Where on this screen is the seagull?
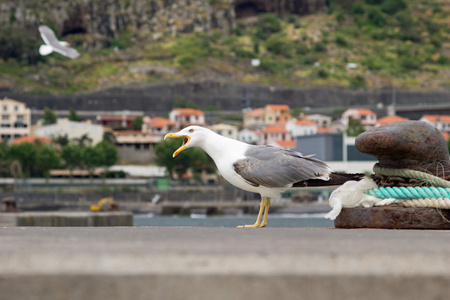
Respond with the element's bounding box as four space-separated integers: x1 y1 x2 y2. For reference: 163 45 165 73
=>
164 126 363 228
38 25 81 59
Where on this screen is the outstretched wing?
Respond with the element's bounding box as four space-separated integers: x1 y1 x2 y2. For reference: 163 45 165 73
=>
233 145 332 188
39 25 59 47
38 25 80 59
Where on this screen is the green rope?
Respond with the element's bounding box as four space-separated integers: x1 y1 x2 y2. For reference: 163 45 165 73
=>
373 163 450 188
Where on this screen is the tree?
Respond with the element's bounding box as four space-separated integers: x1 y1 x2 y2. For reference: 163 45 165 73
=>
154 139 182 178
256 14 282 40
61 145 83 177
154 139 214 180
0 26 43 64
173 97 186 108
35 145 60 179
0 140 9 176
74 133 92 147
82 146 103 179
52 134 70 148
103 131 116 144
94 140 118 169
6 142 37 177
346 118 366 137
41 107 57 125
132 116 144 130
68 108 83 122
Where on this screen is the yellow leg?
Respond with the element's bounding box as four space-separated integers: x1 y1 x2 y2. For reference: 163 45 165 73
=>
237 197 267 228
259 198 271 227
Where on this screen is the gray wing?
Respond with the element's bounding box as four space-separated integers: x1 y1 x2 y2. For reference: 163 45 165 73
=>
233 146 332 188
38 25 80 59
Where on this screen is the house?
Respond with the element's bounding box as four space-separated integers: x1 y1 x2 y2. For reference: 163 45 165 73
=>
376 115 408 126
114 130 163 163
238 128 260 144
258 124 292 146
208 123 239 140
0 98 31 140
304 114 332 128
341 108 377 129
33 119 104 145
169 108 205 129
286 119 317 137
142 116 175 135
420 115 450 133
243 104 291 129
96 115 137 130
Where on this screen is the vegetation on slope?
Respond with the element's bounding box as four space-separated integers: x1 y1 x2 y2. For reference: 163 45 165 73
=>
1 0 450 93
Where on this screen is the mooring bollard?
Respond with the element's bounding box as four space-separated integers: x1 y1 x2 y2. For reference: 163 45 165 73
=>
331 121 450 229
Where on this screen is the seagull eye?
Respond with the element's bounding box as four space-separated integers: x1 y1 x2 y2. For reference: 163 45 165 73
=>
189 129 194 133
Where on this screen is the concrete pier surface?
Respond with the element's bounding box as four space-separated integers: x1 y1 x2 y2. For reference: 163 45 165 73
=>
1 227 449 300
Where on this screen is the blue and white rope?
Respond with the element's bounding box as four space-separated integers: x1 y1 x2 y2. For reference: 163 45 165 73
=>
367 165 450 209
366 186 450 199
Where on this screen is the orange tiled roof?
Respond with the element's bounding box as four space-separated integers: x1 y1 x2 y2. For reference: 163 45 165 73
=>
377 115 408 125
266 104 290 111
355 108 376 115
173 108 204 116
262 125 288 133
442 132 449 142
244 107 265 116
274 140 296 148
295 120 315 126
422 115 450 123
150 117 175 128
10 136 52 145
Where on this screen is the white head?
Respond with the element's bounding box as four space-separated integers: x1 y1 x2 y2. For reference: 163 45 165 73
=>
164 126 214 157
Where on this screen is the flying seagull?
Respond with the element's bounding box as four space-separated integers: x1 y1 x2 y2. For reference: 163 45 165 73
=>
164 126 363 228
38 25 81 59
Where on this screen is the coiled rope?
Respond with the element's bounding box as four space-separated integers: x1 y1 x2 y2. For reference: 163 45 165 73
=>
367 164 450 209
373 163 450 188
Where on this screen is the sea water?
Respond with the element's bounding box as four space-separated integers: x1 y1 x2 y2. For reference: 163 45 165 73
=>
133 213 334 227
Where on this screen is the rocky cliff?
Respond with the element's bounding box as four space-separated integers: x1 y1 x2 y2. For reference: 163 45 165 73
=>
1 0 236 49
1 0 327 49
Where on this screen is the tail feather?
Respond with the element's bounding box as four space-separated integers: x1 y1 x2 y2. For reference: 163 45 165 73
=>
293 172 365 187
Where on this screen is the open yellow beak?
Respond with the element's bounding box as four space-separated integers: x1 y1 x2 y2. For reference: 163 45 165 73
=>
164 133 191 157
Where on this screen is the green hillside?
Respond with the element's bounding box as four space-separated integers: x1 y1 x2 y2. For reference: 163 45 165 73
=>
1 0 450 94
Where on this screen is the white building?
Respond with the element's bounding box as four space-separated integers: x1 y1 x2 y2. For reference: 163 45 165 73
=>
286 119 318 137
142 116 175 135
258 124 292 146
0 98 31 140
420 115 450 133
238 128 260 144
341 108 377 129
304 114 332 128
169 108 205 129
32 119 104 145
208 123 238 139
